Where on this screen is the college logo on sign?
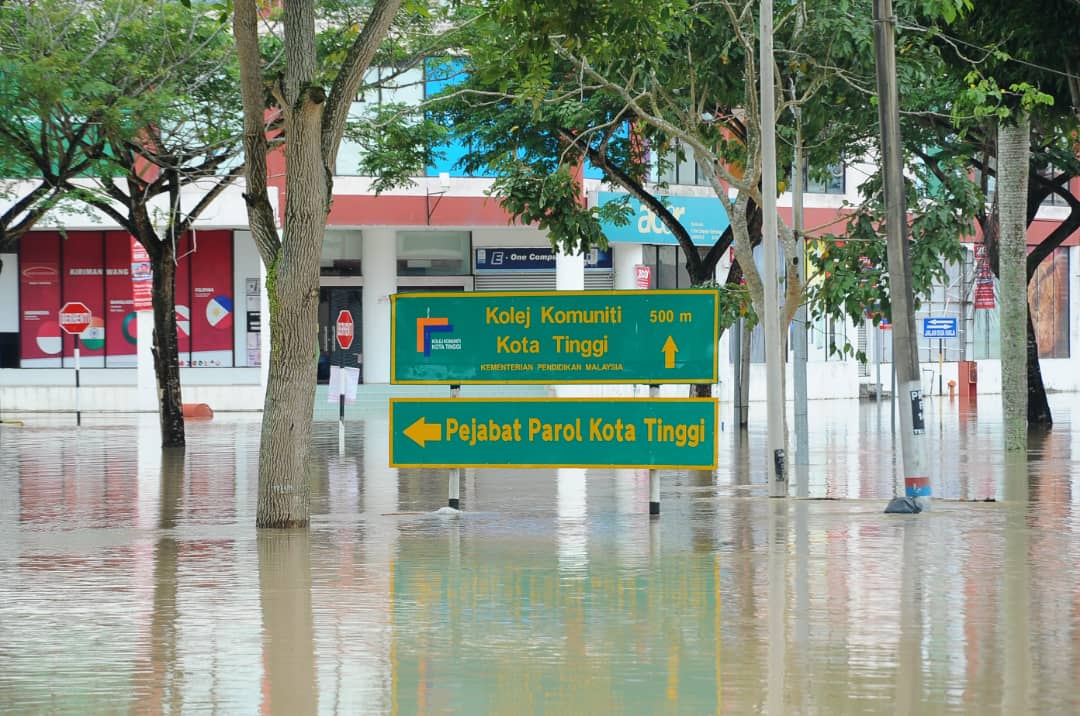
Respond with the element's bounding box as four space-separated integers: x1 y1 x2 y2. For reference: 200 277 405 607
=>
416 316 456 356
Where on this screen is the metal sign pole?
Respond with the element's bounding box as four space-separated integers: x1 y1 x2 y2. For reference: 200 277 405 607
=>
74 334 81 426
449 384 462 510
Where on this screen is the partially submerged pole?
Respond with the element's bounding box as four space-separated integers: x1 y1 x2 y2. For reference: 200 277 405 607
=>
874 0 931 511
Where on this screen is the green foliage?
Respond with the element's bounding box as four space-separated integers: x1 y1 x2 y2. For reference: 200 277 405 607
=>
489 163 624 256
695 278 758 334
807 156 973 352
346 102 448 191
0 0 242 189
954 73 1054 125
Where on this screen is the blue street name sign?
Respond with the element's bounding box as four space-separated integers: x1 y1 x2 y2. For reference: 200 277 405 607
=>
922 317 958 338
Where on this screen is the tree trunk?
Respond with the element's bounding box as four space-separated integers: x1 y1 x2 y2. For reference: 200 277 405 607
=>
150 244 186 447
233 0 404 528
997 115 1030 452
256 88 327 528
1025 309 1052 424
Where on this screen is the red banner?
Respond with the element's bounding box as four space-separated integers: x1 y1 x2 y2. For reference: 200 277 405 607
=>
974 245 995 310
61 232 106 364
106 232 137 366
17 229 233 368
130 237 153 312
188 231 234 366
18 233 62 365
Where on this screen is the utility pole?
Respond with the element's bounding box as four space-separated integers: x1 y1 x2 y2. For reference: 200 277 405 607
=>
792 95 809 479
874 0 931 511
760 0 787 496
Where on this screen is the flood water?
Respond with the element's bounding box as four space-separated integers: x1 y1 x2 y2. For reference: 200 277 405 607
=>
1 395 1079 714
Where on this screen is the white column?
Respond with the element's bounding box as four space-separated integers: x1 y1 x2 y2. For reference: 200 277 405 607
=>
260 259 270 399
136 309 157 412
612 243 644 289
362 228 397 384
555 249 585 291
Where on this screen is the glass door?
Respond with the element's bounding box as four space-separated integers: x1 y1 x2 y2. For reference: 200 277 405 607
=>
318 286 363 384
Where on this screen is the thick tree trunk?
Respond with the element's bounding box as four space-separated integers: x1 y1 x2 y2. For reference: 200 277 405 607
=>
256 89 326 528
997 116 1030 452
149 238 186 448
234 0 404 528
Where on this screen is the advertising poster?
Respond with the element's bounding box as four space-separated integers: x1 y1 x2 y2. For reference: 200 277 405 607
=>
61 232 105 367
18 233 62 367
188 231 234 367
105 232 137 367
130 237 153 312
17 229 234 369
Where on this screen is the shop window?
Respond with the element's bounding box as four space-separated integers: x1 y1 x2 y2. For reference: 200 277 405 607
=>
16 230 235 368
641 245 708 288
396 231 470 276
321 230 363 276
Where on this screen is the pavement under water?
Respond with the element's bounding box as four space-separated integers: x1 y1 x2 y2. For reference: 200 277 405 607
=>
0 395 1078 714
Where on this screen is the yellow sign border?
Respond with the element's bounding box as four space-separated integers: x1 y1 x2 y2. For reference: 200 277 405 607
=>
389 397 719 470
390 289 720 385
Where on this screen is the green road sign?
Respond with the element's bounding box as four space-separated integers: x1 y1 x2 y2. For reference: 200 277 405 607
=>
389 397 718 469
391 290 718 384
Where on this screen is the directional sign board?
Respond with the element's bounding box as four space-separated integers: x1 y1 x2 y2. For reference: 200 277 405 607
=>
391 290 719 384
390 397 718 469
922 316 957 338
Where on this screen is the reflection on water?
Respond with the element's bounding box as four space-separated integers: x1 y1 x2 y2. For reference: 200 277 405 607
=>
1 398 1079 713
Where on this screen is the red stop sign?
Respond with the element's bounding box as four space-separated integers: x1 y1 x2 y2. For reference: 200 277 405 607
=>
58 301 93 335
335 310 354 350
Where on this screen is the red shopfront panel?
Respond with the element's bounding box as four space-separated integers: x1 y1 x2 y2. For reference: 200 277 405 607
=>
61 232 106 366
188 231 234 367
105 232 137 367
19 233 62 366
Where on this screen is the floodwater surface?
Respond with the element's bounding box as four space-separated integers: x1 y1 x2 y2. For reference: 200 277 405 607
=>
1 395 1079 714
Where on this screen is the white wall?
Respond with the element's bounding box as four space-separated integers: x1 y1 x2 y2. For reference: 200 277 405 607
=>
232 231 263 368
0 254 17 332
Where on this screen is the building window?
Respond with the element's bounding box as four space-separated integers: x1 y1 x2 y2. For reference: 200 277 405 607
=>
640 245 708 288
337 66 425 177
655 140 710 187
804 163 845 194
1037 164 1068 208
320 230 363 276
396 231 471 276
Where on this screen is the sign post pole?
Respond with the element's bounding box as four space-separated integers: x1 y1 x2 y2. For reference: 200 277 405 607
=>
448 384 462 510
648 385 661 514
58 301 93 426
938 338 944 396
334 309 354 455
74 334 81 426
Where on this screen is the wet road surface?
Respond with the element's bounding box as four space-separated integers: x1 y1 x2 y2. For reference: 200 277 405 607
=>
1 395 1078 714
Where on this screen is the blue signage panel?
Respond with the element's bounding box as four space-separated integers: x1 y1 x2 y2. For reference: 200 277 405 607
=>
922 317 958 338
475 247 611 272
597 191 731 246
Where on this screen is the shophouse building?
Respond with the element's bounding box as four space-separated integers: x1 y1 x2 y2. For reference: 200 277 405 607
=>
1 64 1078 413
